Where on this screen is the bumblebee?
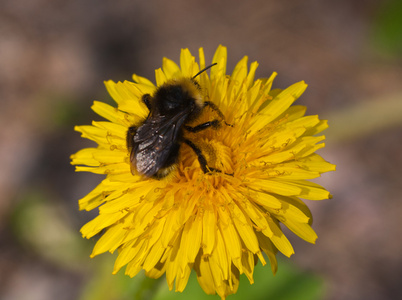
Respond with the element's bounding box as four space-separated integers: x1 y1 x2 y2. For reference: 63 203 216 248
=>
126 63 231 179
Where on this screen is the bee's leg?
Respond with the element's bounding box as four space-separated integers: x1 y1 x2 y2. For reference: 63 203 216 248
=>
184 102 232 133
204 101 233 127
183 139 233 176
126 126 137 150
126 126 137 176
184 120 220 133
141 94 152 110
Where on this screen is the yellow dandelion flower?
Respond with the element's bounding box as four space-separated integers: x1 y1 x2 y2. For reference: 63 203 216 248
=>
71 45 335 299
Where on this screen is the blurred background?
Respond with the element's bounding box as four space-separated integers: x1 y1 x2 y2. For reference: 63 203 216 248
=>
1 0 401 299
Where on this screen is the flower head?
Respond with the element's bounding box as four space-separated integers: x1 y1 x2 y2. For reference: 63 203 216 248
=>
71 45 335 299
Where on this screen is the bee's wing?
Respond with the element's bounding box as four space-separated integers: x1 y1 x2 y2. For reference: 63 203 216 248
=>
132 109 190 177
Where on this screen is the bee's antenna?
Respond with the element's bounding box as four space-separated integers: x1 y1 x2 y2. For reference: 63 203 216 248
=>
192 63 217 79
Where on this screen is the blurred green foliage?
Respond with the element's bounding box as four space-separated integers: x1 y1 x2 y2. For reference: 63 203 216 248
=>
10 189 90 270
372 0 402 56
